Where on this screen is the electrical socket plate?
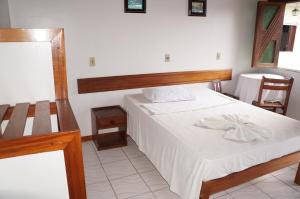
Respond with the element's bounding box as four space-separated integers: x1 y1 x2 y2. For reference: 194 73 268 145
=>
165 54 170 62
89 57 96 67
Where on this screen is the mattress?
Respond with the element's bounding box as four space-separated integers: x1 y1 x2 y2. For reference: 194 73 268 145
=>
123 88 300 199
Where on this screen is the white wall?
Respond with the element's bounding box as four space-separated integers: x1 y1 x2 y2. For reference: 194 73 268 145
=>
278 3 300 71
0 151 69 199
0 42 55 105
8 0 258 136
0 0 10 27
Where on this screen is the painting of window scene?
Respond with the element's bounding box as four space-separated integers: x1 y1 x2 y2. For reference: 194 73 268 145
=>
128 0 143 9
125 0 146 13
189 0 206 16
192 2 204 13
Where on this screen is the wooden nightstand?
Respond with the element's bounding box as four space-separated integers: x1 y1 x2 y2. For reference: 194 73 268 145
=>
91 105 127 150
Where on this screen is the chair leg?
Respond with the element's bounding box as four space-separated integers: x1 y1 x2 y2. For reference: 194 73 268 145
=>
295 163 300 185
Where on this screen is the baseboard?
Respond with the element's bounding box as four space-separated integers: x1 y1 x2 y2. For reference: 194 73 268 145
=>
81 135 94 142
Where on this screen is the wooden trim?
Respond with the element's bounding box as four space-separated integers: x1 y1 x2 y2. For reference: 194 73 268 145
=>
77 69 232 94
0 28 69 100
200 150 300 199
51 29 69 100
81 135 94 142
0 131 87 199
252 2 286 68
56 100 79 132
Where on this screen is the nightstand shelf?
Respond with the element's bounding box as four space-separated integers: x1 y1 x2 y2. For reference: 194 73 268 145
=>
91 106 127 150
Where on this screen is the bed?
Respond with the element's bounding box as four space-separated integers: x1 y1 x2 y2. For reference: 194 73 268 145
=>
0 29 86 199
123 87 300 199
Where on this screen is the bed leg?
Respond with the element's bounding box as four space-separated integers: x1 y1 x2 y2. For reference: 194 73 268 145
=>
295 163 300 185
199 193 209 199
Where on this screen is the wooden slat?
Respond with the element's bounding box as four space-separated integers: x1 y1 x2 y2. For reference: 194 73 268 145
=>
77 69 232 94
264 78 292 84
32 101 52 135
0 105 10 137
4 102 57 120
3 103 29 139
56 100 79 132
263 85 289 91
0 105 9 124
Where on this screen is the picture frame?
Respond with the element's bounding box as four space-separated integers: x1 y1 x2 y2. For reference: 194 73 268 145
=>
125 0 146 13
189 0 207 17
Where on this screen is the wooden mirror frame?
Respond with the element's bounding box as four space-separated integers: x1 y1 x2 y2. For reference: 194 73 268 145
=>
0 29 68 100
0 29 86 199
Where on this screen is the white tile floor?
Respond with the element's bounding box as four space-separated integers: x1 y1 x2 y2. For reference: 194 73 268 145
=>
82 137 300 199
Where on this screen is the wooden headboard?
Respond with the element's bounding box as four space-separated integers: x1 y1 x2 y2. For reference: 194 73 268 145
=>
77 69 232 94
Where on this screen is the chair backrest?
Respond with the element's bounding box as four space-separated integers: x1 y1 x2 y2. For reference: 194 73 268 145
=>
212 80 222 93
258 76 294 114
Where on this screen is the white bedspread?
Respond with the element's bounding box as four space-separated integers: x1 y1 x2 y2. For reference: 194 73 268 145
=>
123 89 300 199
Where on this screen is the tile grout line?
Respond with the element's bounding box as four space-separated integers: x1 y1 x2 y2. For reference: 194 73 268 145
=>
90 141 120 199
125 137 174 198
125 138 176 198
252 183 274 199
222 192 234 199
124 138 182 199
272 173 300 194
121 147 159 199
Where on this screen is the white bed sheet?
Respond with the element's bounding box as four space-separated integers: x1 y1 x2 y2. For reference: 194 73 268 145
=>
123 89 300 199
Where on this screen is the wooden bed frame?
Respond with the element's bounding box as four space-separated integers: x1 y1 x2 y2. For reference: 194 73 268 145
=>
76 67 300 199
0 29 87 199
200 151 300 198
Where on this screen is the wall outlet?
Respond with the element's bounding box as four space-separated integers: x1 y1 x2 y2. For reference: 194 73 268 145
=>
89 57 96 67
216 52 222 60
165 54 170 63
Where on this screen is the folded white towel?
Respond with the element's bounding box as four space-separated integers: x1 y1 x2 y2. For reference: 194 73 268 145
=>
195 114 272 142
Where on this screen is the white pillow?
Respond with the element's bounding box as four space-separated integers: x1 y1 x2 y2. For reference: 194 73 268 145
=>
142 86 196 103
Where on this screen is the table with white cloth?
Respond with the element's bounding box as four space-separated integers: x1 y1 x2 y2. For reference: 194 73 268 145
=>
234 73 285 104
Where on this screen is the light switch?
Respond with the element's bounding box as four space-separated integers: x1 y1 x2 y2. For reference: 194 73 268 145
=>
89 57 96 67
216 52 221 60
165 54 170 63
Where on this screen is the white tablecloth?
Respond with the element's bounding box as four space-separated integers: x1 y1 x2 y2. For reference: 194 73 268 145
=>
234 73 285 104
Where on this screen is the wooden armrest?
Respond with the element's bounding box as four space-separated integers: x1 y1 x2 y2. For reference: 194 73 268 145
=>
56 100 80 132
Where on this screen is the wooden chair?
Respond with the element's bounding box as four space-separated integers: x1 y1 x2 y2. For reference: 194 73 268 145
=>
212 80 222 93
252 76 294 115
211 80 239 100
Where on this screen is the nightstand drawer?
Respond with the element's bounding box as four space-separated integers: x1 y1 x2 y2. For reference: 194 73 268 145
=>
97 116 126 127
92 105 128 150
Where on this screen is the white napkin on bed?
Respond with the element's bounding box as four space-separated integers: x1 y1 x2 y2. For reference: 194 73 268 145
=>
195 114 272 142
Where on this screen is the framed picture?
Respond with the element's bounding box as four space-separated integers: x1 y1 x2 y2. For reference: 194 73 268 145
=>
189 0 207 17
125 0 146 13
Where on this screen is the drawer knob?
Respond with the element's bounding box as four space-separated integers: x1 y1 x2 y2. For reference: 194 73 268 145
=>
110 120 115 125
